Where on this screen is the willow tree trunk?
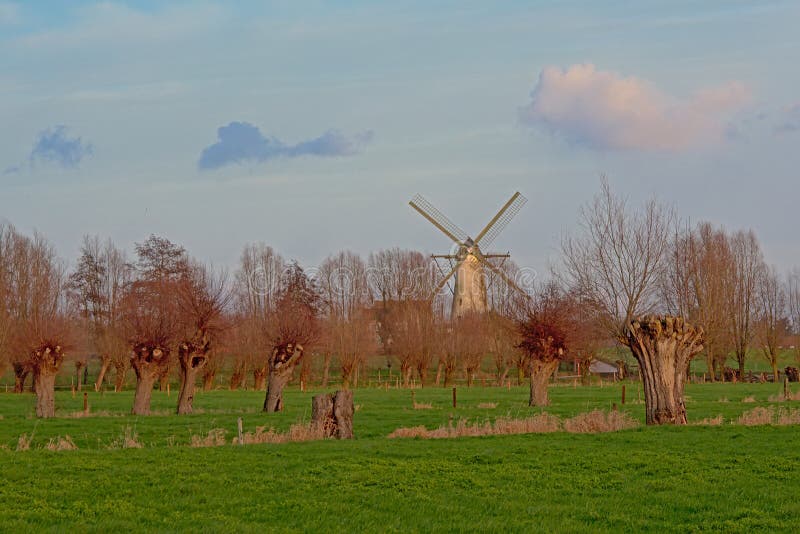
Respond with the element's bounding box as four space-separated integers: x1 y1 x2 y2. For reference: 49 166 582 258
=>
133 373 157 415
311 390 354 439
202 369 216 391
177 345 209 415
30 345 65 418
253 368 267 391
529 359 559 407
114 360 127 391
626 316 704 425
95 356 111 391
264 344 303 413
131 346 170 415
13 362 29 393
34 371 57 417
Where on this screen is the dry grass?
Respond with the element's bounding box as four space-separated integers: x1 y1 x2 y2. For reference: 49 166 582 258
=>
718 397 729 403
741 396 757 403
387 411 634 440
65 410 116 418
107 426 143 449
692 415 724 426
477 402 498 409
738 407 774 426
45 435 77 451
16 433 31 451
563 410 639 434
191 428 227 448
412 402 434 410
768 391 800 402
234 423 327 446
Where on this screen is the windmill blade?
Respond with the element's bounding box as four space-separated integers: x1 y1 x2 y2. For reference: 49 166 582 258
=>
431 261 460 299
473 192 527 249
473 251 530 299
409 194 469 245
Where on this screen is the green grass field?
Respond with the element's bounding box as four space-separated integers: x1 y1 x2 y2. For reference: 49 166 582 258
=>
2 382 800 532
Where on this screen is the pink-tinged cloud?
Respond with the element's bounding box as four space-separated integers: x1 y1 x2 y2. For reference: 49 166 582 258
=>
520 64 749 150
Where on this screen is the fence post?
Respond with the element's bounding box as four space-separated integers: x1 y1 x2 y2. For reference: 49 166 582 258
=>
621 384 626 405
452 387 457 409
83 392 89 414
237 417 244 446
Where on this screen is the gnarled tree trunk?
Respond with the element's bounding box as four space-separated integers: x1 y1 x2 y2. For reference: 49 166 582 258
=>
529 359 559 407
626 315 704 425
30 344 65 418
95 355 111 391
114 358 127 391
13 361 29 393
264 343 303 412
131 344 170 415
311 390 354 439
177 342 209 415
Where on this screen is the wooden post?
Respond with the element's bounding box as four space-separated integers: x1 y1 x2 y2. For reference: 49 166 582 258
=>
237 417 244 446
621 384 626 405
785 377 790 399
167 382 170 397
83 392 89 414
452 387 457 409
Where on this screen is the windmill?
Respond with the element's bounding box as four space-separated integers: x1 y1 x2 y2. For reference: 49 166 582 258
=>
409 192 529 318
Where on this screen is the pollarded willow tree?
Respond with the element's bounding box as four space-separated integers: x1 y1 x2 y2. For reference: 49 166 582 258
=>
263 262 320 412
561 178 704 425
518 281 574 407
175 262 230 414
122 235 188 415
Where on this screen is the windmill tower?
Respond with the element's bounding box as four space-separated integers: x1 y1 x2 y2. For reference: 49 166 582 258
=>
409 192 528 318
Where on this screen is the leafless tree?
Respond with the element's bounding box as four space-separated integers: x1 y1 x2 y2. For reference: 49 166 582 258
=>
788 269 800 365
560 178 704 424
263 262 320 412
234 243 285 389
175 262 230 414
756 265 786 381
318 251 375 388
662 223 734 381
3 226 72 416
68 235 132 391
123 235 187 415
728 230 765 377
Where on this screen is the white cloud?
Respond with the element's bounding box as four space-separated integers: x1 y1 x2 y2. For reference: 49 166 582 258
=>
520 64 749 151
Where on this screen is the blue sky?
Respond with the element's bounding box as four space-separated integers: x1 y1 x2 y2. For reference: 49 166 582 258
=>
1 1 799 276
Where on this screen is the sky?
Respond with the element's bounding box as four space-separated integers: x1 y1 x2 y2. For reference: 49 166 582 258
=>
1 1 799 279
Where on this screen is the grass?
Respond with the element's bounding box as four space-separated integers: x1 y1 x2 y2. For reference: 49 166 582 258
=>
2 382 800 531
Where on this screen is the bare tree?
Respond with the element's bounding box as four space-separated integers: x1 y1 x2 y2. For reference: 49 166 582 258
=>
4 228 72 417
68 236 132 391
123 235 187 415
728 230 765 377
234 243 285 389
756 265 786 381
175 263 230 414
560 179 704 424
662 223 734 381
788 269 800 365
263 262 320 412
318 251 375 388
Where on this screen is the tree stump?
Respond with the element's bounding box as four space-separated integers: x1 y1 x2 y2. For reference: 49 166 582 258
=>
311 390 354 439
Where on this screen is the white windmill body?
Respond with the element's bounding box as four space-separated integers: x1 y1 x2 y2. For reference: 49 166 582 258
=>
409 192 528 318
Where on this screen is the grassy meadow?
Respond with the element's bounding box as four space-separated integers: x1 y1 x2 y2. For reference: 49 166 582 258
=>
2 380 800 532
